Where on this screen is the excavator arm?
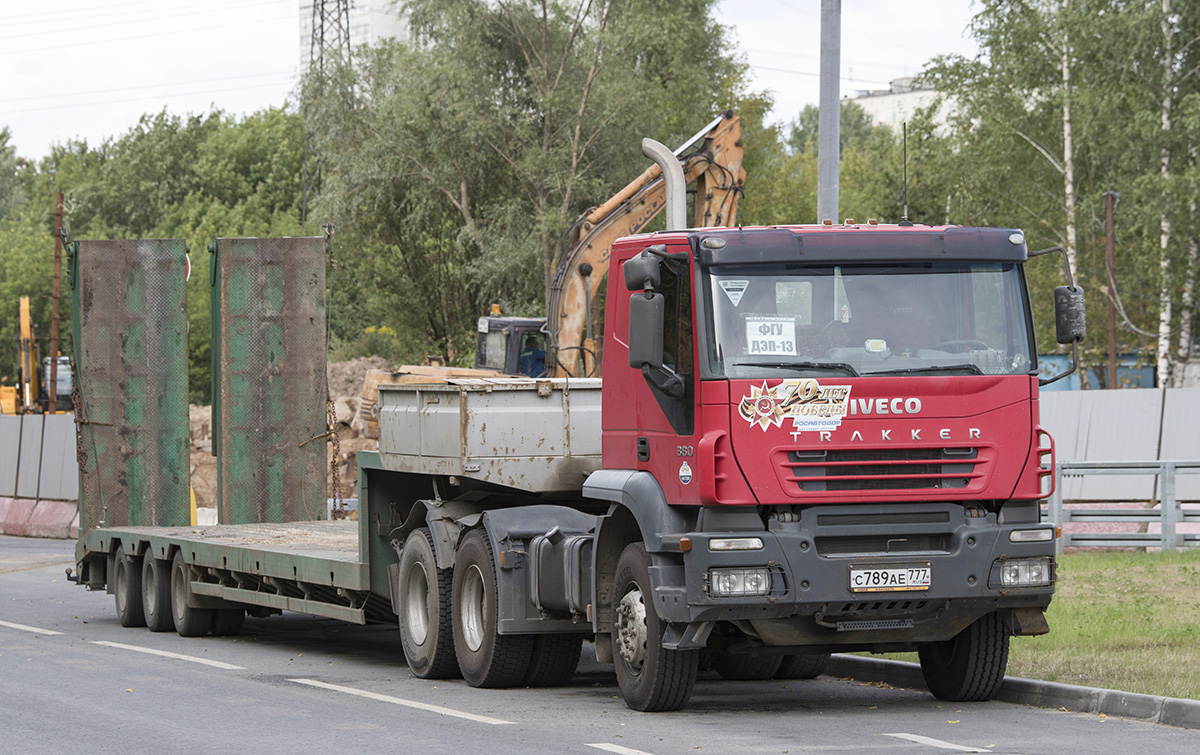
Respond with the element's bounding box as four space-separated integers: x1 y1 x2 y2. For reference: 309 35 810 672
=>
17 297 40 413
544 111 744 377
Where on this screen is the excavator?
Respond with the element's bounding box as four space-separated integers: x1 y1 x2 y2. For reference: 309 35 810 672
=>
354 112 744 437
0 296 73 415
473 110 745 378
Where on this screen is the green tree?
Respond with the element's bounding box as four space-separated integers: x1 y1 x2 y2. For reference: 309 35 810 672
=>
303 0 754 364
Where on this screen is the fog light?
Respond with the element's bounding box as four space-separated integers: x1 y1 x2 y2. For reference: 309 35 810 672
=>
998 557 1053 587
1009 528 1054 543
708 567 772 597
709 537 764 551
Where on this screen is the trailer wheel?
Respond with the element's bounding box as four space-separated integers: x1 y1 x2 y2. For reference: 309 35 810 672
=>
211 609 245 637
141 556 174 632
398 528 460 679
711 652 782 681
612 543 698 711
775 653 829 680
451 530 533 687
523 634 583 687
171 552 213 637
918 612 1010 701
113 546 146 628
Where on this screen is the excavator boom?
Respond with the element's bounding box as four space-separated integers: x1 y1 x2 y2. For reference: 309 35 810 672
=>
544 111 744 377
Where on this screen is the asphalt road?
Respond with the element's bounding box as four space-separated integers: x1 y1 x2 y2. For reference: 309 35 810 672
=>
2 535 1198 755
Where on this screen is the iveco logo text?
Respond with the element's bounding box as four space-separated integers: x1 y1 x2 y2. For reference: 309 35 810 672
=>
848 398 922 415
811 427 983 442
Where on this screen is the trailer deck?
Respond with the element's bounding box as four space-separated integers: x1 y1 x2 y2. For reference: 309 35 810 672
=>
76 516 396 625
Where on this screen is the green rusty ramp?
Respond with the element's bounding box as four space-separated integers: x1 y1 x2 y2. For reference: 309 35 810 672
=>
69 239 190 533
210 237 327 525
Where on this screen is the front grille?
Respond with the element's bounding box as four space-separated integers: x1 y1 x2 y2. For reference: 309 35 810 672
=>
787 447 979 492
815 533 951 556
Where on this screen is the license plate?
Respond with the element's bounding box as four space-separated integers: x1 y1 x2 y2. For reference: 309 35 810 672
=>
849 564 931 593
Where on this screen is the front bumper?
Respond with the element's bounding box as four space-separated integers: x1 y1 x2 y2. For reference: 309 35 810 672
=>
649 502 1055 649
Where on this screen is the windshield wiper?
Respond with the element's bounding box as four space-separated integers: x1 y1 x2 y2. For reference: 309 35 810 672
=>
733 361 860 377
869 364 985 376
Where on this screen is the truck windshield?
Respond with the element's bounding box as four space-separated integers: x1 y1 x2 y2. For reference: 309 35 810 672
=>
702 262 1035 379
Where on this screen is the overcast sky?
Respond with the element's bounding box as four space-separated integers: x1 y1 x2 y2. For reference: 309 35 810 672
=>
1 0 980 161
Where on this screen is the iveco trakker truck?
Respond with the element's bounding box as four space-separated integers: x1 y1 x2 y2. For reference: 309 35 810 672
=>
74 141 1083 713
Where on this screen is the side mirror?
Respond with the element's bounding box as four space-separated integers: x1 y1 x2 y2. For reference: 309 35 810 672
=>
624 248 663 291
1054 286 1086 344
628 292 664 369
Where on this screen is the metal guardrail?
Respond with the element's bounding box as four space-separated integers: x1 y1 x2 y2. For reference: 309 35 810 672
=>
1042 460 1200 552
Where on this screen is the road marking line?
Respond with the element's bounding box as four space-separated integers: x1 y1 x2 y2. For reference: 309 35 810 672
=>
586 745 660 755
883 733 990 752
91 641 245 670
0 620 63 636
289 678 515 725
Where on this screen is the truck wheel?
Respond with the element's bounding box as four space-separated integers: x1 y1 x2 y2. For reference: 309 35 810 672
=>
612 543 698 711
775 653 830 680
142 556 174 632
398 528 459 679
171 551 213 637
711 652 782 681
451 530 534 687
918 612 1010 701
523 634 583 687
113 546 146 628
211 609 245 637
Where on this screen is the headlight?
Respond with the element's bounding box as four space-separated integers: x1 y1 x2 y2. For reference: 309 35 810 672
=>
997 557 1053 587
1009 528 1055 543
708 567 772 597
708 537 764 551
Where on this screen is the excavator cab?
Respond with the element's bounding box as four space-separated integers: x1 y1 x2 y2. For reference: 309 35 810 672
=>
473 316 549 377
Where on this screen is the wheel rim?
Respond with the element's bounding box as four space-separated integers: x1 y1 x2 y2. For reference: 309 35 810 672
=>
115 558 127 609
171 562 185 621
144 565 156 614
615 585 649 672
460 564 486 653
404 562 430 646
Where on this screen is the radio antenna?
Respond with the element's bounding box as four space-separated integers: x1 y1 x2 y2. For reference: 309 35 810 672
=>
900 121 912 226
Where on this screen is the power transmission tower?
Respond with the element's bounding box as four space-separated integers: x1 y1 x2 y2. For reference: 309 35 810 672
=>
302 0 352 223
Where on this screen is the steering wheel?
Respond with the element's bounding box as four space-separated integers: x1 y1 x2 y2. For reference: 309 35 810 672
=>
931 339 989 353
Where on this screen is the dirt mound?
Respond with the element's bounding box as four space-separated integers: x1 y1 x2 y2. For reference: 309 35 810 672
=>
327 355 390 398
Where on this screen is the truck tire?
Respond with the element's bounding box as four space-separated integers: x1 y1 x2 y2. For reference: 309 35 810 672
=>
523 634 583 687
398 528 460 679
918 612 1010 701
141 556 174 632
775 653 830 680
452 530 534 688
113 546 146 628
211 609 245 637
612 543 698 711
171 551 213 638
711 652 782 681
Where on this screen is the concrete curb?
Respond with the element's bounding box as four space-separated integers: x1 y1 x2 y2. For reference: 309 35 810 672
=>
0 497 78 539
828 654 1200 730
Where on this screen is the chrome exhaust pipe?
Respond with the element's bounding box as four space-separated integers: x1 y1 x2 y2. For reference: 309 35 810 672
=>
641 137 686 231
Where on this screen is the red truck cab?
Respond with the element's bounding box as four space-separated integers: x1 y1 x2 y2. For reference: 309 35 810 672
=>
584 223 1076 710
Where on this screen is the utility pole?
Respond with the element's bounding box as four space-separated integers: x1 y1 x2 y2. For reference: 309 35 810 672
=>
817 0 841 223
1105 190 1117 389
49 192 63 414
302 0 352 223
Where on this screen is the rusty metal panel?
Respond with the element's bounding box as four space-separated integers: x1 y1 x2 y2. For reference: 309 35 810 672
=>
213 237 327 524
72 239 190 532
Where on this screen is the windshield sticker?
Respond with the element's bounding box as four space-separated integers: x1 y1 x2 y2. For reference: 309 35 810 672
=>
744 316 796 356
719 279 749 306
739 379 852 433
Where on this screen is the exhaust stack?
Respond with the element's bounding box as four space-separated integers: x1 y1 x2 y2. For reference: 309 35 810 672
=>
641 138 686 232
